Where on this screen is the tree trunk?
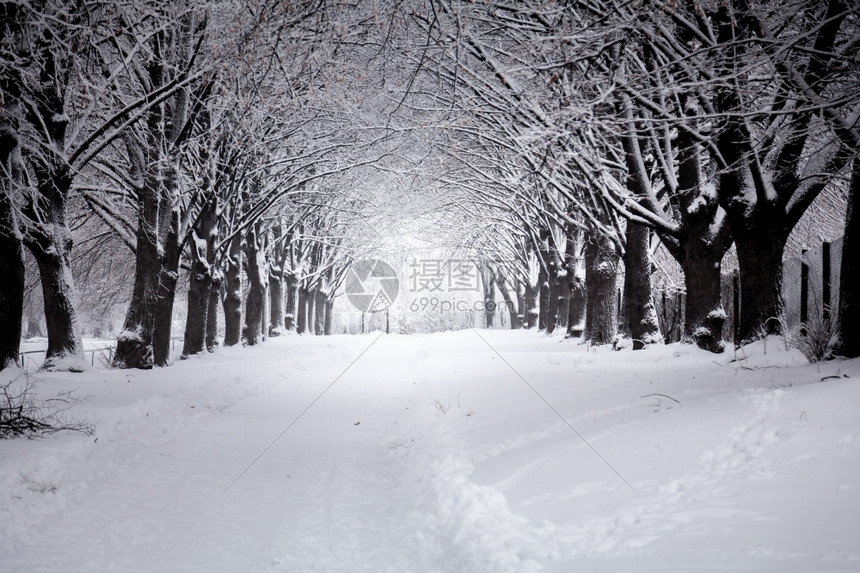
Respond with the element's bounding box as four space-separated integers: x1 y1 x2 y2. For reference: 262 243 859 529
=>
21 175 84 370
30 247 85 371
114 168 165 370
243 224 266 346
261 278 269 342
206 278 221 352
622 222 662 349
0 98 23 369
545 258 563 335
837 158 860 357
182 198 219 358
244 279 265 344
481 265 496 328
324 298 334 335
114 46 189 368
284 274 297 331
495 272 520 329
153 214 180 367
538 263 549 331
9 31 84 371
181 239 209 358
584 232 619 345
655 101 733 352
223 236 243 346
306 287 317 335
679 248 726 353
564 227 585 338
314 287 326 335
269 269 284 336
566 277 586 338
182 267 209 358
734 226 786 343
114 230 158 369
296 286 309 334
524 281 538 329
0 193 24 370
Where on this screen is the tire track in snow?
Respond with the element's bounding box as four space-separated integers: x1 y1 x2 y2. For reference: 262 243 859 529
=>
549 387 788 558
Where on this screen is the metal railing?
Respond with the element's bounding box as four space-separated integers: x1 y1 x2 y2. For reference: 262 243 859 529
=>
18 337 184 370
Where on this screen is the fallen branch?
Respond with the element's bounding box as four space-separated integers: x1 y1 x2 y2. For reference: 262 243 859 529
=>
1 374 93 439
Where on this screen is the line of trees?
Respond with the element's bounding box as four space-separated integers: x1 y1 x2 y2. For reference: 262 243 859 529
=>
3 0 859 371
404 0 859 355
1 0 405 371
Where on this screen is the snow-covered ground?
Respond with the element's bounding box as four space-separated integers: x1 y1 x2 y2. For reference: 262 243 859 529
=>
2 330 859 572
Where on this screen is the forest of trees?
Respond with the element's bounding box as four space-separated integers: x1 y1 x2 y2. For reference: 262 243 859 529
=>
2 0 859 372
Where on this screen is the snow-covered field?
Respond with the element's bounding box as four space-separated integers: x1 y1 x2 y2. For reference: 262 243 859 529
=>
2 330 859 572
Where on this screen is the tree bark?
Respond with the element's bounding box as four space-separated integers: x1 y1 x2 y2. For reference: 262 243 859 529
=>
538 263 549 331
837 158 860 357
156 239 182 367
269 270 284 336
495 270 520 329
30 244 85 371
584 231 619 345
524 281 538 329
306 286 316 335
654 96 733 352
206 277 221 352
20 175 85 370
284 274 297 331
566 276 586 338
324 298 334 335
481 264 496 328
678 247 726 353
296 286 309 334
0 226 24 369
314 286 326 335
182 198 219 357
515 282 526 329
182 256 210 358
223 236 243 347
545 257 563 335
565 227 585 338
243 223 266 345
622 222 662 349
0 147 24 370
8 18 84 371
733 225 786 343
114 86 186 369
113 199 160 369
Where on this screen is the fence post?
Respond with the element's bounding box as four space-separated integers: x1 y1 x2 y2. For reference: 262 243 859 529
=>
386 310 390 334
823 241 831 322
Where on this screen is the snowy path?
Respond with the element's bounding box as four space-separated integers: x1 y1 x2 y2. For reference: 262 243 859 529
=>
3 335 438 572
2 331 860 572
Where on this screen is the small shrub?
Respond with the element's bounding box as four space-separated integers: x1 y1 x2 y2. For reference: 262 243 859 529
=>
777 310 840 363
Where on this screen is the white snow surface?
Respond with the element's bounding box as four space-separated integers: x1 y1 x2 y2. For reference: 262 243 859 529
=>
2 330 859 572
